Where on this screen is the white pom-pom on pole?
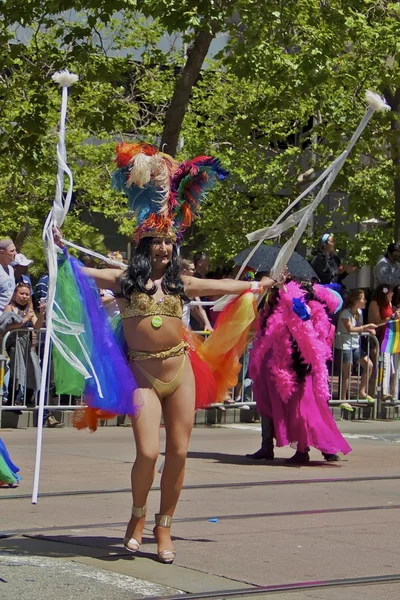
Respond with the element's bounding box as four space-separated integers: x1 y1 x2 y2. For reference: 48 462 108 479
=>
32 70 79 505
215 90 391 311
51 70 79 87
365 90 390 112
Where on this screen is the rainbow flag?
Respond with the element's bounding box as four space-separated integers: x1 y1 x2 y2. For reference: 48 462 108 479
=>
381 319 400 353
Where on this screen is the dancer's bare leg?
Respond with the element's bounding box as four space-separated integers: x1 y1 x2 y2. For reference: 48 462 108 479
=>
155 358 196 553
125 387 162 545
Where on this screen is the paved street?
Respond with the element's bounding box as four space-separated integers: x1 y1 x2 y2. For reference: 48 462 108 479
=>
1 420 400 599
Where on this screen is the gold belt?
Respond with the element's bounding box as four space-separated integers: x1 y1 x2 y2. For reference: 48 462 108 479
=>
128 341 188 361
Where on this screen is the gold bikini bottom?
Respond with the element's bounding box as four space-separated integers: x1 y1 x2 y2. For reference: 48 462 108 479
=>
128 341 188 397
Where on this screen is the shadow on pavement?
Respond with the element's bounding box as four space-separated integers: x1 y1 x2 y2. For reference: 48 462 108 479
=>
0 531 215 563
186 451 343 468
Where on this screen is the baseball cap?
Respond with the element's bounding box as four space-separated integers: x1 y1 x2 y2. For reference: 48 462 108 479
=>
12 253 34 267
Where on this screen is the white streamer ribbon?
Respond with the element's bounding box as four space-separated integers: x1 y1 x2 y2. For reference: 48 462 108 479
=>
214 91 390 311
32 71 81 504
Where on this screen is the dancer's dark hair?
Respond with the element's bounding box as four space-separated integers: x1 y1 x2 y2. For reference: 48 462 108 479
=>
121 237 184 298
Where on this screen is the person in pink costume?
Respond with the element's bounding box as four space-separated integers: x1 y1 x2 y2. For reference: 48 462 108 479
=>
249 280 352 463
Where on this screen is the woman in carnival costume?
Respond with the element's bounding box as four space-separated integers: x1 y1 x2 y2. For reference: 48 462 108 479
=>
56 142 276 563
249 279 352 464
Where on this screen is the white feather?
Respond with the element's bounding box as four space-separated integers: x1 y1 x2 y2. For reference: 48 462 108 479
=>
365 90 390 112
127 153 153 188
52 70 79 87
127 153 170 213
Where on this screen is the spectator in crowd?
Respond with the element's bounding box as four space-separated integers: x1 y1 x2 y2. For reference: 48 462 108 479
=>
0 283 44 408
373 242 400 287
193 251 210 279
100 252 124 320
34 280 65 426
12 253 34 311
190 252 213 331
34 273 49 309
392 285 400 312
207 260 236 329
0 239 16 313
335 289 377 401
310 233 357 289
368 284 396 328
368 284 400 401
12 253 33 289
180 259 213 331
0 239 16 404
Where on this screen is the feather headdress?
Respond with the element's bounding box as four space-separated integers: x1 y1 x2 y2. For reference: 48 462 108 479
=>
112 142 229 242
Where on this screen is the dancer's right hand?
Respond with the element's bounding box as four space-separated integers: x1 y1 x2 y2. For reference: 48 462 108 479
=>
52 227 63 248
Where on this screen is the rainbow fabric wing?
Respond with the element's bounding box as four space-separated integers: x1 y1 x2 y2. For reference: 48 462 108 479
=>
0 438 21 486
52 253 142 429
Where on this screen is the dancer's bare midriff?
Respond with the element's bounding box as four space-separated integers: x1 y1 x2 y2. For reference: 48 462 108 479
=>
122 315 182 353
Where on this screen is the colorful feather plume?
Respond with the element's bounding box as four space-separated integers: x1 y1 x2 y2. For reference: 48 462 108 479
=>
112 143 229 241
171 157 229 228
134 214 176 243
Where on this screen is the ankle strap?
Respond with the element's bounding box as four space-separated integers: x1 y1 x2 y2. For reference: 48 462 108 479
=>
132 504 147 518
155 513 172 528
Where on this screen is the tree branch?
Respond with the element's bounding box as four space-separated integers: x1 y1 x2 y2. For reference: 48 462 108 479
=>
160 27 215 156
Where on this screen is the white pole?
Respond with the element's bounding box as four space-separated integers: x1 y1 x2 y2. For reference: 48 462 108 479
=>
213 91 389 312
32 71 78 504
240 93 390 281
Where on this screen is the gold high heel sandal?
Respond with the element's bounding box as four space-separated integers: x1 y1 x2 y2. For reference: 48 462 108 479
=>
123 504 146 553
153 514 176 564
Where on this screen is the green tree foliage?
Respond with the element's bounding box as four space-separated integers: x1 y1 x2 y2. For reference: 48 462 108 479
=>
221 0 400 263
1 1 400 268
0 11 171 252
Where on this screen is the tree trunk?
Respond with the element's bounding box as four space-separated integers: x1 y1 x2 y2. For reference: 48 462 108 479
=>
160 29 215 157
385 88 400 242
15 222 31 251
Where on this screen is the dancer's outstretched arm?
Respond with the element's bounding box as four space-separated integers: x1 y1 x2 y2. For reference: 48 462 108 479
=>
182 275 275 298
81 267 124 292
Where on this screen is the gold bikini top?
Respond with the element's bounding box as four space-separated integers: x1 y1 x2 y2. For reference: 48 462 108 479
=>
121 290 184 320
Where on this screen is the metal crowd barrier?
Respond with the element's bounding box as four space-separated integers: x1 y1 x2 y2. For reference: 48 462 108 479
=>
2 312 400 428
189 301 400 421
0 327 83 427
330 332 380 419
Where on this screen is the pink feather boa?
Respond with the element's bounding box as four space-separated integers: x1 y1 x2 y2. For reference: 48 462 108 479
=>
250 281 334 403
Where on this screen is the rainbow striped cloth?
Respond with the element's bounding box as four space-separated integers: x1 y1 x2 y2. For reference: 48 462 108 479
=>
381 319 400 353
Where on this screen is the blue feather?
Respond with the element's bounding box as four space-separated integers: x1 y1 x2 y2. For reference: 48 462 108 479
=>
292 297 311 321
112 168 164 224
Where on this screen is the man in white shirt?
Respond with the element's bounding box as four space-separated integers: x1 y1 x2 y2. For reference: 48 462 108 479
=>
373 243 400 287
0 239 16 313
0 239 16 405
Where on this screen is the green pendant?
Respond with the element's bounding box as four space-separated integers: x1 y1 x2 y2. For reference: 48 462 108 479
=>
152 315 163 329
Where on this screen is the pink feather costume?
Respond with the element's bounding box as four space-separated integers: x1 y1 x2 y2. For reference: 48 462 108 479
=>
249 281 351 455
